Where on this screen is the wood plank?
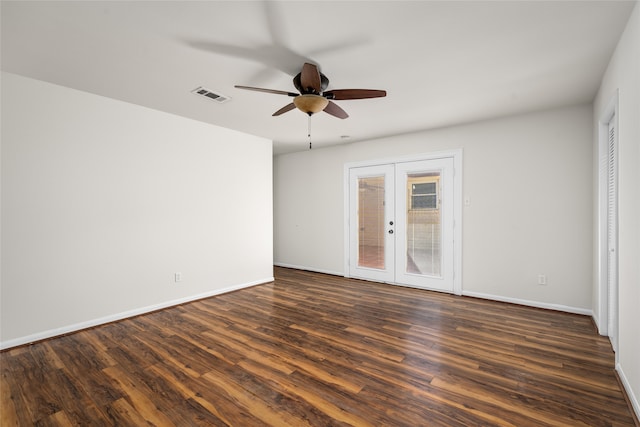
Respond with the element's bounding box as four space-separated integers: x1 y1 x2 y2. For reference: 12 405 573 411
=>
102 366 177 425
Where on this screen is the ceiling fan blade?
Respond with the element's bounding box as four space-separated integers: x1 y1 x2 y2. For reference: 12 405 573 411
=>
273 103 296 116
323 101 349 119
235 85 297 97
324 89 387 100
300 63 321 94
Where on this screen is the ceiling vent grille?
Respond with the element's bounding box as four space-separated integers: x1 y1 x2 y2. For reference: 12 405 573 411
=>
191 86 230 103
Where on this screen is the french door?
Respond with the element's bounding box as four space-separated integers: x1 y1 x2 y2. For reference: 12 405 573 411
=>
348 157 456 293
348 164 395 283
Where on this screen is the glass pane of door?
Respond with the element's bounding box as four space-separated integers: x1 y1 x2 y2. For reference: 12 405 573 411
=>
358 176 385 269
406 173 441 277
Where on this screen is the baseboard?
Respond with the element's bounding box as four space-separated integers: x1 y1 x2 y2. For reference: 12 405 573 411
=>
0 276 274 351
274 262 343 277
617 362 640 426
462 290 593 316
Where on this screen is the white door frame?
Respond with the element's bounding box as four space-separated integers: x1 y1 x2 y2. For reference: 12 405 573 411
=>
597 90 619 356
343 150 463 295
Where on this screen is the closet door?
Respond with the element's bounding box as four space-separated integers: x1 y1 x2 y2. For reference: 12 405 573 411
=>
607 119 618 352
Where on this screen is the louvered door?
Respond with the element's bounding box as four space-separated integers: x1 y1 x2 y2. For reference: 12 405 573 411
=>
607 119 618 352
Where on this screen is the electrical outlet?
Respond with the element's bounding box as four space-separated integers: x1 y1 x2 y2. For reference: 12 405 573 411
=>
538 274 547 285
175 272 182 283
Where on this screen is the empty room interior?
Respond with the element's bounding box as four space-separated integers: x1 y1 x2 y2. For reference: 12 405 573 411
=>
1 1 639 426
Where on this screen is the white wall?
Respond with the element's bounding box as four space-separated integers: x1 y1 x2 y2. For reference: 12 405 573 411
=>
275 104 593 312
1 72 273 348
593 2 640 418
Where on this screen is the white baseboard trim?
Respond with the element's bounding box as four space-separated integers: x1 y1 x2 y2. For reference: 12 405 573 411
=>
617 362 640 422
462 290 593 316
274 262 343 277
0 276 274 351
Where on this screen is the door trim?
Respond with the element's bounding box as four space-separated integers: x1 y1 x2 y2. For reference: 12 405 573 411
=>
343 149 463 295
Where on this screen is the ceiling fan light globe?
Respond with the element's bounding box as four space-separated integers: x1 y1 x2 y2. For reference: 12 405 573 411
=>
293 94 329 114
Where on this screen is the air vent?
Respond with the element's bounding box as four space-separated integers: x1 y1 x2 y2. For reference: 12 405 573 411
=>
191 86 230 104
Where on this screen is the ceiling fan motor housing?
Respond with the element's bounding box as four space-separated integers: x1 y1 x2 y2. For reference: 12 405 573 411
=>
294 72 329 94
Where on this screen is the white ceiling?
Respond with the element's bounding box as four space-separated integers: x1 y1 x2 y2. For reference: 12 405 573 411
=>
1 1 636 154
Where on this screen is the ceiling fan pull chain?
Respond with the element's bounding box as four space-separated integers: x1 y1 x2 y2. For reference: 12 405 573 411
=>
308 114 312 150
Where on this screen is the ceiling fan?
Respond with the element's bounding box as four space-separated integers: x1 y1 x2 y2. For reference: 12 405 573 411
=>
235 63 386 119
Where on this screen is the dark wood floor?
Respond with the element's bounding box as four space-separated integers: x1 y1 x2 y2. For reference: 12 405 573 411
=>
1 267 636 426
